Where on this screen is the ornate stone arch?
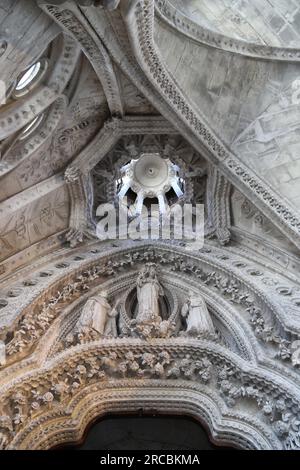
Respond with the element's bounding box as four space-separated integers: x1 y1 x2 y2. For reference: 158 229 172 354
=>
9 382 280 450
0 242 300 450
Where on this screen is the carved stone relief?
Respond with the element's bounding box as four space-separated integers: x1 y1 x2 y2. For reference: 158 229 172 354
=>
0 0 300 452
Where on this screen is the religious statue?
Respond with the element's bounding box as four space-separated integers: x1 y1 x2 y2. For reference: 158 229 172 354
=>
76 291 118 337
181 291 215 336
0 340 6 367
136 263 164 323
104 302 119 337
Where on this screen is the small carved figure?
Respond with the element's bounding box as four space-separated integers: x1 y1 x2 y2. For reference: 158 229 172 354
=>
104 302 119 337
181 291 215 336
76 291 118 337
136 263 164 323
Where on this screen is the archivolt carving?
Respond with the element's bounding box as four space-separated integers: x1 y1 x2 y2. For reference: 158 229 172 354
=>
1 243 300 378
5 383 278 450
0 242 299 449
0 339 296 450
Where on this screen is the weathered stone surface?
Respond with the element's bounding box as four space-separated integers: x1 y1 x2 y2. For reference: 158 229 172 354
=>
0 0 299 451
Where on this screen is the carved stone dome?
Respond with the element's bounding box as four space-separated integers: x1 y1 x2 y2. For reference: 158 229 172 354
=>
118 153 184 214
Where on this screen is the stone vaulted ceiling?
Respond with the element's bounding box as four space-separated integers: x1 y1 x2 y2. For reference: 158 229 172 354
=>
169 0 300 47
0 0 300 451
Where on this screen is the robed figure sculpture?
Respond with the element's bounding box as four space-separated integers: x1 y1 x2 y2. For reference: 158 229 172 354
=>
76 291 118 337
181 291 215 336
136 263 164 323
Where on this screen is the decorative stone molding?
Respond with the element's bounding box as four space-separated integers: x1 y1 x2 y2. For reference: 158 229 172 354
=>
0 338 297 450
2 243 300 369
38 0 123 116
6 383 279 450
44 0 120 8
0 173 70 267
206 167 231 245
1 2 300 452
65 176 90 247
226 159 300 234
155 0 300 63
0 238 299 449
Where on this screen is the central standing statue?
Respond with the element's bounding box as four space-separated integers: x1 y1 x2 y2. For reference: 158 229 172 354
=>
136 263 164 323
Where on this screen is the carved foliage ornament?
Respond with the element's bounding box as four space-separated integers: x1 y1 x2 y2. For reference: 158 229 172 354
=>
0 342 299 449
2 247 300 370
